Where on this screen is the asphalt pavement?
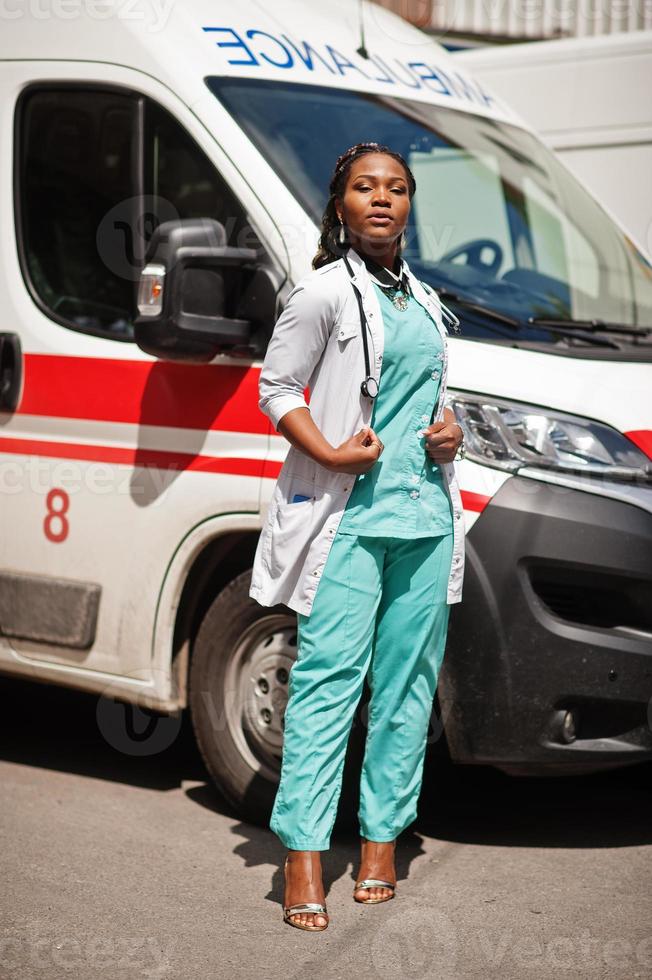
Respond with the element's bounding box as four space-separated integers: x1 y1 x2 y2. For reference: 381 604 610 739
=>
1 674 651 980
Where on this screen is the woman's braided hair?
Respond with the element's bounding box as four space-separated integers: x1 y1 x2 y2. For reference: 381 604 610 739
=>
311 142 417 270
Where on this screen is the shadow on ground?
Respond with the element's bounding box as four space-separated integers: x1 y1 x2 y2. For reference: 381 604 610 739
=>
2 671 651 903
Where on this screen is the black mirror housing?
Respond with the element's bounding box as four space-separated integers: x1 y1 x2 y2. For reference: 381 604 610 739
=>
134 218 261 362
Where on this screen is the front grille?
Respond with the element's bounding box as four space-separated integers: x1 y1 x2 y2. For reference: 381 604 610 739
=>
527 563 652 632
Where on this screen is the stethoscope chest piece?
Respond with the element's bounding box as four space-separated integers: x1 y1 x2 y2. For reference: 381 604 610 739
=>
360 376 379 399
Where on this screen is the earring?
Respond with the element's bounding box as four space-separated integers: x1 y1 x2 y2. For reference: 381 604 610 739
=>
399 232 407 250
338 218 346 246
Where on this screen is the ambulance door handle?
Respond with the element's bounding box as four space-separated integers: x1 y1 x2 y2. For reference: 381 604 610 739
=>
0 332 22 412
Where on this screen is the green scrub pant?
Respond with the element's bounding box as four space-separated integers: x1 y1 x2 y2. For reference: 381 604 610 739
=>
269 530 454 850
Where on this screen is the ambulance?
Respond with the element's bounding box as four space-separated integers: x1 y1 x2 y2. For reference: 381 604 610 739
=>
1 1 651 822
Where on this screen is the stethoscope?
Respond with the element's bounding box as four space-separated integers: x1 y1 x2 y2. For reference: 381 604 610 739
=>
342 254 461 400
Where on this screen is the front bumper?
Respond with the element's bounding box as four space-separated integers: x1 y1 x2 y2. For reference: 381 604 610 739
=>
440 475 652 775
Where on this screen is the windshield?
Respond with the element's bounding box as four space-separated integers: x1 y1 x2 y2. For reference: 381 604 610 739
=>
207 78 652 350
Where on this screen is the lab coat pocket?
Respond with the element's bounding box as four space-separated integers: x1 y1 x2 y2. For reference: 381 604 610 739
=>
269 494 315 578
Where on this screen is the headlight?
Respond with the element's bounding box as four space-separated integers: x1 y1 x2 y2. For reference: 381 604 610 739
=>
447 393 652 483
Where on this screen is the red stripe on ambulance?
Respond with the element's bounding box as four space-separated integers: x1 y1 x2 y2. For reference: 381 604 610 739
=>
460 490 491 513
17 353 267 433
0 435 266 476
0 434 493 515
625 429 652 460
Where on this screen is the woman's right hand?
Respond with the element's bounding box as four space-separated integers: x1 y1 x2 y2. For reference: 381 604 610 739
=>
327 427 384 474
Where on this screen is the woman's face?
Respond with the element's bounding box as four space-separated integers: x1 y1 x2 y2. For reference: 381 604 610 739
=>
335 152 411 255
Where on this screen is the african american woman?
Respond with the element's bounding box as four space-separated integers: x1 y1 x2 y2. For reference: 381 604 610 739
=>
249 142 466 932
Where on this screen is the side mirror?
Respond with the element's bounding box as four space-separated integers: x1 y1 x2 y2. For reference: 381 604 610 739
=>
134 218 275 362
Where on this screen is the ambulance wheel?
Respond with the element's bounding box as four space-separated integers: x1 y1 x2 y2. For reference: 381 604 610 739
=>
188 569 300 824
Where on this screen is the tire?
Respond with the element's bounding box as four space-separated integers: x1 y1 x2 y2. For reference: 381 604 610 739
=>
189 569 300 825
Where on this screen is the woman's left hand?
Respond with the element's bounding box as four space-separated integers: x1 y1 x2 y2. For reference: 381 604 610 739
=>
422 418 463 463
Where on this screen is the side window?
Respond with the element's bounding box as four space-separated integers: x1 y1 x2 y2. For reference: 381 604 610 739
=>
144 100 259 251
17 86 260 342
18 87 138 339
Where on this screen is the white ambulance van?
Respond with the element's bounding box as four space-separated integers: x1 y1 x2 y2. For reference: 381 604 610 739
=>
1 1 651 821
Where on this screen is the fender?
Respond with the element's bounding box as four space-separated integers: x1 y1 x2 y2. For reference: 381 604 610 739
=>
150 512 263 709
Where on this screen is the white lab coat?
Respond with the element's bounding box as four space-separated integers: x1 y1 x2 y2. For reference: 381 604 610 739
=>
249 246 465 616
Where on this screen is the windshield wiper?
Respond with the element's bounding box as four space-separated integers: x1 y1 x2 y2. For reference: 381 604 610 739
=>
433 287 521 327
433 288 619 347
530 317 652 338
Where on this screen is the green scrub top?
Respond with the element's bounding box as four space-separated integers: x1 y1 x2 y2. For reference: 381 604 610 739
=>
337 282 454 539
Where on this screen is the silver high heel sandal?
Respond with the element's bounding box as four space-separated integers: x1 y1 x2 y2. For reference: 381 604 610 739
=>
354 838 397 904
282 856 329 931
353 878 397 904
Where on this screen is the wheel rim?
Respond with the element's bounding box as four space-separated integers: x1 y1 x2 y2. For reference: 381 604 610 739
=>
223 613 298 782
